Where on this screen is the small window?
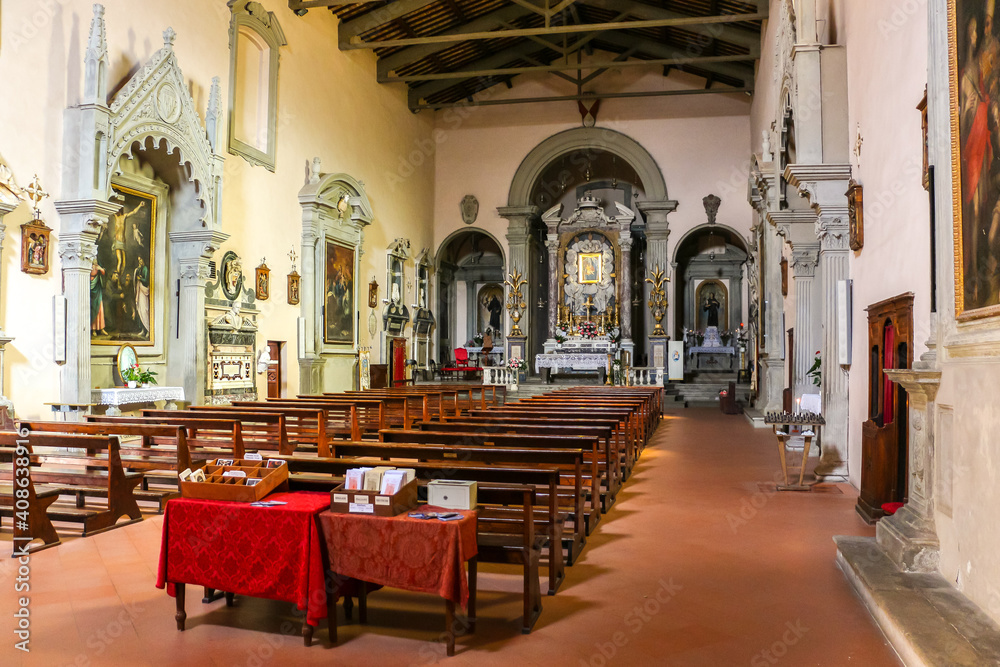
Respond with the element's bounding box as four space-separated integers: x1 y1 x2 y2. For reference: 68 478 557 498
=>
228 2 285 171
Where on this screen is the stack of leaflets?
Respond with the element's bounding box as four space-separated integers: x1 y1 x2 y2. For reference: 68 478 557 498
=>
344 466 416 495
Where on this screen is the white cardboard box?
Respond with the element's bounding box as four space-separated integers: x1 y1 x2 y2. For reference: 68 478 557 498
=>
427 480 477 510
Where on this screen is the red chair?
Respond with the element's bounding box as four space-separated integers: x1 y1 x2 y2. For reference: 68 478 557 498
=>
442 348 482 379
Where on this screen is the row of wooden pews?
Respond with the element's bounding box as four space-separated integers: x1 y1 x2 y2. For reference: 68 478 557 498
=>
0 382 660 639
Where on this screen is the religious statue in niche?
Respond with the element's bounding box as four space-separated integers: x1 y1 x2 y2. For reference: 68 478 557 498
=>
255 260 270 301
324 240 355 344
93 184 156 345
951 0 1000 316
704 292 722 327
578 253 602 284
220 251 244 301
696 280 727 330
287 248 299 305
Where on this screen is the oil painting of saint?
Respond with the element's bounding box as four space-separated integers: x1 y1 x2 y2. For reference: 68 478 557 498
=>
93 185 155 344
324 240 355 344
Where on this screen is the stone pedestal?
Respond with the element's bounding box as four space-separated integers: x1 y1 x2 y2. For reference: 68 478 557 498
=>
506 335 527 367
880 363 941 572
647 335 668 370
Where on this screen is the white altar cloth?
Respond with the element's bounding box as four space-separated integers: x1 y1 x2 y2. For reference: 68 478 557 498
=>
92 386 185 416
534 353 608 374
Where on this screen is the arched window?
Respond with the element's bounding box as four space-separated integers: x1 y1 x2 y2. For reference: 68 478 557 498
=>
228 2 285 171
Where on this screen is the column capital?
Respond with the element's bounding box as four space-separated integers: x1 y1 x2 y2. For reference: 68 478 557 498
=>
791 246 820 277
884 369 942 406
636 199 678 223
816 216 850 251
57 233 99 270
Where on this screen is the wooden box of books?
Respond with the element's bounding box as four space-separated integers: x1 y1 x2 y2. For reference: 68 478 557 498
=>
330 472 419 517
179 458 289 502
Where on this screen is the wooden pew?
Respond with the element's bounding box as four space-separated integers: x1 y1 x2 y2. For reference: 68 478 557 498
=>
17 420 190 512
142 408 297 454
422 418 621 508
279 455 558 632
0 433 61 553
231 400 361 442
0 432 143 538
382 429 597 552
326 440 580 591
317 393 425 429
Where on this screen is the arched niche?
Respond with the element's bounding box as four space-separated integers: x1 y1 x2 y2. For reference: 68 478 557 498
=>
672 224 749 338
297 166 374 393
55 9 227 404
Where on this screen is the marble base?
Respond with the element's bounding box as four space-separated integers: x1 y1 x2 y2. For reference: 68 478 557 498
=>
876 505 940 573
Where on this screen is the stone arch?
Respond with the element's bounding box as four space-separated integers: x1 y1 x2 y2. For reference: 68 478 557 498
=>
507 127 669 207
435 226 507 270
671 223 750 264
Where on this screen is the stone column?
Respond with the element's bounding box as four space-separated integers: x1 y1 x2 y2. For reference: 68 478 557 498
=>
790 246 819 399
546 234 559 340
619 232 633 342
498 205 538 349
54 201 120 404
170 230 229 404
299 207 323 394
816 216 851 480
637 200 676 352
881 354 941 572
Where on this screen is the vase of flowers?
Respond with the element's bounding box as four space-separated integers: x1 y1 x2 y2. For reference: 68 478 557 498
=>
507 357 527 385
122 363 158 389
472 332 484 347
554 328 568 347
578 320 597 340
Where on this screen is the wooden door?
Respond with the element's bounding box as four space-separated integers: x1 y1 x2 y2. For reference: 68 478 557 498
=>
783 328 794 413
266 341 282 399
856 294 913 524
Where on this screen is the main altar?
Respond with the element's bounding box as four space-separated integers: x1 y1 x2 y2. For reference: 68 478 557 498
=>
531 192 634 376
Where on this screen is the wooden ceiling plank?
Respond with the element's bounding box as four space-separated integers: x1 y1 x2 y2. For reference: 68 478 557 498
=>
338 0 441 45
347 11 768 50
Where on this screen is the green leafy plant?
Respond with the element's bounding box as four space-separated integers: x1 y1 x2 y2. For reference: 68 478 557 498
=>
122 363 157 385
807 351 821 387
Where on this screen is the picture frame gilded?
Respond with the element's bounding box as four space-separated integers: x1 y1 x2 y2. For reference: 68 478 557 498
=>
116 344 138 385
949 0 1000 319
847 180 864 252
287 270 300 305
578 252 602 284
255 261 270 301
324 240 355 344
20 220 51 275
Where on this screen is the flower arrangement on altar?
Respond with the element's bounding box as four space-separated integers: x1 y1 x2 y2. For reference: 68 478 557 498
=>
507 357 527 371
471 332 484 346
554 328 568 344
607 326 621 343
121 363 157 388
578 320 598 339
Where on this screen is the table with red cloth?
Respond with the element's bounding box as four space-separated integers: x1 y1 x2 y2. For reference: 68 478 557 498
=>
156 491 332 645
318 507 478 656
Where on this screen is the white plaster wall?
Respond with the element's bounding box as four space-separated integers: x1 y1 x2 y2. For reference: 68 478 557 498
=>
430 63 754 341
0 0 435 417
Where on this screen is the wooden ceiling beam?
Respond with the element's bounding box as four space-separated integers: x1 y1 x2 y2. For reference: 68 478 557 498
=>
576 0 762 52
377 4 535 79
345 12 767 50
338 0 441 45
385 52 757 83
411 85 753 110
598 31 754 86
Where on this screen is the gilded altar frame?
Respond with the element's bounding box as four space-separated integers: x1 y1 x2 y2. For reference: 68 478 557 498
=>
556 229 620 315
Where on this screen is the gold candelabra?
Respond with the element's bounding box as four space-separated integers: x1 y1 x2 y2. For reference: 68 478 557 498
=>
645 265 669 336
504 268 528 337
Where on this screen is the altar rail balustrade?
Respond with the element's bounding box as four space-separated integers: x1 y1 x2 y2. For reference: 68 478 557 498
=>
625 367 664 387
483 367 518 388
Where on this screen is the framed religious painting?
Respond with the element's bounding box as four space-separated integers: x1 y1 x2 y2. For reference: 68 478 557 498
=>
578 252 602 284
950 0 1000 319
847 180 864 252
255 260 270 301
324 240 355 344
20 220 51 275
93 184 156 345
287 270 300 305
368 277 379 309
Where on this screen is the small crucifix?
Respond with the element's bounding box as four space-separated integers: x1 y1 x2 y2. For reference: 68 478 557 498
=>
24 174 48 220
288 247 298 272
583 295 595 318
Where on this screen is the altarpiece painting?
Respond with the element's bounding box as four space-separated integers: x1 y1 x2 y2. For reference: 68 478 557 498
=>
92 184 156 345
951 0 1000 317
324 240 355 344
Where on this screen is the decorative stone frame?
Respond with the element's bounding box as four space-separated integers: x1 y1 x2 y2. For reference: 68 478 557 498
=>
54 6 227 404
297 166 372 394
227 1 286 172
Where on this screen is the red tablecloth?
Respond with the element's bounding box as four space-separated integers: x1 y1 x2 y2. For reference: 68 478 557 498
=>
156 492 331 626
319 507 478 609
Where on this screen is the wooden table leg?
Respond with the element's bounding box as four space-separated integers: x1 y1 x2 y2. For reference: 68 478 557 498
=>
225 592 235 607
445 599 456 657
467 557 477 634
775 432 789 486
799 435 813 486
175 583 186 631
358 581 368 624
328 594 338 645
343 595 354 621
302 621 313 647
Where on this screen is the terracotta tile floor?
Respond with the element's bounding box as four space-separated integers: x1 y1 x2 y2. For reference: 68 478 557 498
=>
2 408 900 666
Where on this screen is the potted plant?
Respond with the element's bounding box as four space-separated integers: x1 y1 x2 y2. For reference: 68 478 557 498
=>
472 332 484 347
121 363 142 389
807 351 821 387
554 328 568 346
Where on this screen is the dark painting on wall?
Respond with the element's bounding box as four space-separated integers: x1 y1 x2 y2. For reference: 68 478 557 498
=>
92 184 155 345
324 240 355 344
951 0 1000 318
